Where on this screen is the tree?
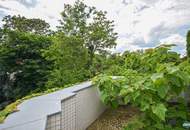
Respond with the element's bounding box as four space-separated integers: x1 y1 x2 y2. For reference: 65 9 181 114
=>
186 30 190 57
58 0 117 68
2 15 51 35
0 31 52 102
0 15 52 104
44 33 88 88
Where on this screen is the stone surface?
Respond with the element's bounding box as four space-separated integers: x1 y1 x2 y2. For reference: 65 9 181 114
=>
87 106 139 130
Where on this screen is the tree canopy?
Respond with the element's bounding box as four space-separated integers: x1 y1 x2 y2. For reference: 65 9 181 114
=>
2 15 51 35
43 33 88 87
0 31 52 103
58 0 118 68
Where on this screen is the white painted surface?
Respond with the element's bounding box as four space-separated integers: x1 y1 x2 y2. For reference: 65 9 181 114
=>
75 87 106 130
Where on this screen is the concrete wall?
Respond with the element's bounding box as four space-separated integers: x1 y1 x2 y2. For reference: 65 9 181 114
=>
45 86 106 130
75 87 106 130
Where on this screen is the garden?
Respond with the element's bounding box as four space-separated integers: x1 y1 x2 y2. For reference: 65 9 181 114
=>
0 0 190 130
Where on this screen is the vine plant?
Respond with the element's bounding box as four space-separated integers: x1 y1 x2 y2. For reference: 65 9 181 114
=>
93 45 190 130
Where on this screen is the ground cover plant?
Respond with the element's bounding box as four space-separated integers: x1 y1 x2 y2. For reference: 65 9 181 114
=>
93 44 190 130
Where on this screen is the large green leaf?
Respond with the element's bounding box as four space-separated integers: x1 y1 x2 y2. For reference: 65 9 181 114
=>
154 78 169 98
167 66 179 74
157 84 169 98
151 103 167 121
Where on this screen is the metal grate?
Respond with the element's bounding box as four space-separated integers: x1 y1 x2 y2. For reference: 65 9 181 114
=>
61 96 76 130
46 112 61 130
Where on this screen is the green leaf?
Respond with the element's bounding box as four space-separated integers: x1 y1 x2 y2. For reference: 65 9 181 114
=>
151 103 167 121
151 73 164 82
119 88 128 96
167 66 179 74
154 123 164 129
124 96 130 104
132 91 140 101
154 78 169 98
140 100 149 111
100 92 108 103
111 100 119 108
157 84 169 98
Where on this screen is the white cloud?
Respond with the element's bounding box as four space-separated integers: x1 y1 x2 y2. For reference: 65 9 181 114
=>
0 0 190 53
159 34 187 56
160 34 186 46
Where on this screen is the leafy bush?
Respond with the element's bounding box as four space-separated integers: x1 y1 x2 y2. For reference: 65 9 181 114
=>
93 45 190 130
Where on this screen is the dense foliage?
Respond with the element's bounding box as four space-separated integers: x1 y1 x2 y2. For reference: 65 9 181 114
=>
2 15 51 35
43 33 88 87
93 45 190 130
0 0 117 110
0 31 51 104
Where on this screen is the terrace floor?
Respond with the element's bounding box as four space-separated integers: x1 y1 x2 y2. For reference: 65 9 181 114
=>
87 105 139 130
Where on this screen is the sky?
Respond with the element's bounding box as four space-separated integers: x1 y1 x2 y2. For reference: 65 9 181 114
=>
0 0 190 55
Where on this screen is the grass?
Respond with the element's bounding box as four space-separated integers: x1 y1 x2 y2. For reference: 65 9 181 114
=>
0 82 81 123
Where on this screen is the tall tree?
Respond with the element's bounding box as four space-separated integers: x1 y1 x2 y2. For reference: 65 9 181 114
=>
186 30 190 57
44 33 88 87
2 15 51 35
58 0 117 68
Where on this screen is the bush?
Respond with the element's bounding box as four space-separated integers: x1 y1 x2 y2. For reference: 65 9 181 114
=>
93 45 190 130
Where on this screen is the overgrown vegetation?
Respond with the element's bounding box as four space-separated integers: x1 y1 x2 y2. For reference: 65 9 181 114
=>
93 45 190 130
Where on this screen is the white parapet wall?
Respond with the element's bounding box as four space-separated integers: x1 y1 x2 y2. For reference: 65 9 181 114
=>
0 81 106 130
46 85 106 130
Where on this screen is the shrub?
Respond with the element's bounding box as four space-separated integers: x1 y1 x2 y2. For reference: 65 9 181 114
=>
93 45 190 130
